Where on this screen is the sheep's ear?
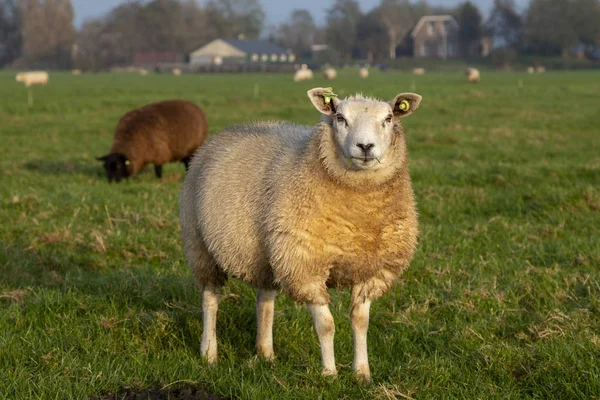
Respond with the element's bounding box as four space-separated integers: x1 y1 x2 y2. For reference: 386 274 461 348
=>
390 93 422 118
307 87 340 115
96 155 109 162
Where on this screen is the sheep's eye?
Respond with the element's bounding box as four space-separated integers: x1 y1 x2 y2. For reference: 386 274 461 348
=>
383 115 393 125
335 115 347 126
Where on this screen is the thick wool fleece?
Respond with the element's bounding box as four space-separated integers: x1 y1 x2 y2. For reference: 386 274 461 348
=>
181 115 418 306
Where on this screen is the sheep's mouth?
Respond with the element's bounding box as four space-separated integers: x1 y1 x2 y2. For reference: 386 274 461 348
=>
354 156 379 163
346 157 381 170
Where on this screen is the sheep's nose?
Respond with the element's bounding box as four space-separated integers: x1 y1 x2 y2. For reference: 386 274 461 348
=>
356 143 375 154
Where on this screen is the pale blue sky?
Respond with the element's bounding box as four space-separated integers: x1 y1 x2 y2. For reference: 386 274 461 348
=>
71 0 530 28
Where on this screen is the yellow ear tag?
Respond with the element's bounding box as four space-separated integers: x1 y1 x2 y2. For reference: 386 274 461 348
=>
125 160 130 166
323 87 338 104
399 99 410 112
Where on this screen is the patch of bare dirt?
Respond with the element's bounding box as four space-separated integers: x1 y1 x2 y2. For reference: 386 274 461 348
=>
93 385 229 400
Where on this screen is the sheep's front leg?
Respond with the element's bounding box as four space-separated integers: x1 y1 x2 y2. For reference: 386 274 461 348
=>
308 303 337 376
351 288 372 383
154 164 163 179
256 289 277 360
201 286 220 364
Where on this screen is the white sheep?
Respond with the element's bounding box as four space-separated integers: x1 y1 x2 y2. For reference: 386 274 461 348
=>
180 87 422 383
358 67 369 79
412 67 425 75
71 69 82 76
527 66 535 74
323 67 337 80
15 71 49 87
466 67 480 83
172 68 182 76
536 66 546 73
294 64 313 82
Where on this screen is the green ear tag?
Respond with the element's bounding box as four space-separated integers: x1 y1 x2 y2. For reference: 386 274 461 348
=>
399 99 410 112
323 87 338 104
125 160 130 166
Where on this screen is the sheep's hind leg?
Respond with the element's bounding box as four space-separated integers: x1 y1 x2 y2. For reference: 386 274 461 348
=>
154 164 163 178
351 286 372 383
307 303 337 376
256 289 277 360
201 285 221 364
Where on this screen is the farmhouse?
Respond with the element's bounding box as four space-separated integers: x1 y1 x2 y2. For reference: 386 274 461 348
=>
411 15 492 59
411 15 460 59
189 39 295 66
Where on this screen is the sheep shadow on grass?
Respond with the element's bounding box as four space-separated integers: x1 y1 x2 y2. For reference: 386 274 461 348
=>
23 158 186 183
24 158 104 178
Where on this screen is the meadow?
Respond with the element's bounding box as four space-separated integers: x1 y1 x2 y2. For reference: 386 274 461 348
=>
0 68 599 399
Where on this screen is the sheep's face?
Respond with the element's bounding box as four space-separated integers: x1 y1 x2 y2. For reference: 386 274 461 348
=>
308 88 422 172
15 73 23 83
332 100 395 170
96 153 131 183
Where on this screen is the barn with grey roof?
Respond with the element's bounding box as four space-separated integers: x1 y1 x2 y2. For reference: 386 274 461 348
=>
189 39 295 65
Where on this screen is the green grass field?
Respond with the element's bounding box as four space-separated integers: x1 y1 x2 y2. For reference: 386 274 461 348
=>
1 68 599 399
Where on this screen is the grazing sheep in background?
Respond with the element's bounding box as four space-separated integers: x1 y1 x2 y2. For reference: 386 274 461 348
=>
71 69 82 76
412 67 425 75
139 68 149 76
97 100 208 183
180 87 422 383
536 66 546 73
527 66 535 74
15 71 49 87
294 64 313 82
323 67 337 80
466 67 480 83
358 67 369 78
172 68 182 76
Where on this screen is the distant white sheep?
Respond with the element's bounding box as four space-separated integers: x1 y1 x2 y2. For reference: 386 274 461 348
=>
72 69 82 76
139 68 149 76
536 66 546 73
323 67 337 80
466 67 480 83
15 71 49 87
294 64 313 82
412 67 425 75
527 66 535 74
172 68 182 76
358 67 369 79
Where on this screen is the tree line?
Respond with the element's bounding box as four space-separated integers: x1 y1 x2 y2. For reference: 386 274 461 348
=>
1 0 599 70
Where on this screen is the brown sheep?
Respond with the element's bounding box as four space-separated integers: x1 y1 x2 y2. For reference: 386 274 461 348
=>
97 100 208 183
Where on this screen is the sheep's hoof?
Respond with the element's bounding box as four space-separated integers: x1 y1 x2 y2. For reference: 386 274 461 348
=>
201 349 218 365
256 346 274 362
321 367 338 377
354 366 371 385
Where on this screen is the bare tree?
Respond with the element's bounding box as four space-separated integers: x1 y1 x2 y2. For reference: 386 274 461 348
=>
456 1 483 57
19 0 75 68
524 0 600 56
204 0 265 39
486 0 522 50
325 0 362 60
356 9 388 62
0 0 21 66
377 0 414 60
277 9 316 58
74 0 210 70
